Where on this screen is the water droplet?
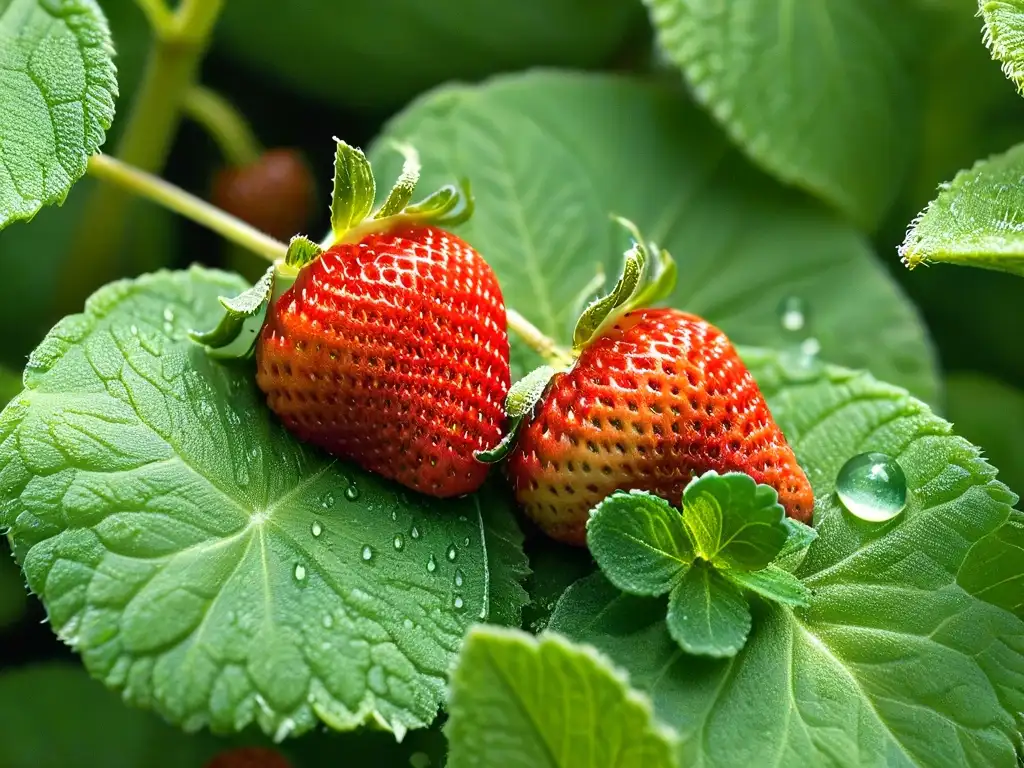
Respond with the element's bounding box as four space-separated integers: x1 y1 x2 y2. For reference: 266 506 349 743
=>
446 544 458 562
800 336 822 360
321 492 335 509
391 510 397 522
163 307 175 323
778 296 807 333
410 525 421 540
294 563 307 581
462 536 471 547
393 534 405 551
454 569 464 588
836 452 908 522
427 554 437 573
361 545 374 561
403 618 414 630
129 324 139 336
322 613 334 628
344 484 360 501
453 595 465 611
311 521 323 538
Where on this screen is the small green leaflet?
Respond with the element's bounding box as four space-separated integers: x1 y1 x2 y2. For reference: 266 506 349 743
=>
444 627 677 768
900 142 1024 277
475 365 555 464
284 234 323 269
0 0 117 230
330 138 376 236
374 142 422 219
682 471 789 570
666 564 750 657
721 564 811 608
188 264 274 358
981 0 1024 92
772 517 818 573
1 267 530 739
572 217 675 350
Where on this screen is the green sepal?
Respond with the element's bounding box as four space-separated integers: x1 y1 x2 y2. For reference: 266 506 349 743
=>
374 142 422 219
188 264 275 357
403 179 474 228
330 137 376 237
475 365 555 464
572 216 676 351
285 235 323 269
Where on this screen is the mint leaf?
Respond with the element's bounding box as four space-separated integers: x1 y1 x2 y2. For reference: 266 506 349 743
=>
369 71 938 404
666 563 750 658
721 564 810 609
330 139 375 237
681 471 788 571
900 143 1024 277
550 348 1024 766
0 267 528 739
0 0 117 230
643 0 913 228
981 0 1024 91
587 491 693 596
445 626 677 768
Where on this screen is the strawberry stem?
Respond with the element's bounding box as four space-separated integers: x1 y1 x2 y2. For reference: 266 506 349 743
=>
506 309 575 368
87 154 288 264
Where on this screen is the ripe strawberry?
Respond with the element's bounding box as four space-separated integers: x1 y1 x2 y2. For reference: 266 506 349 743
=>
507 307 813 545
204 747 292 768
255 224 510 497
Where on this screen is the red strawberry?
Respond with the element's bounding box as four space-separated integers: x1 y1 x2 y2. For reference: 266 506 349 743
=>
204 747 292 768
507 307 813 545
255 224 510 497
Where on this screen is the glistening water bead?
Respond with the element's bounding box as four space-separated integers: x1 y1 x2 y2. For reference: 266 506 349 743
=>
835 452 908 522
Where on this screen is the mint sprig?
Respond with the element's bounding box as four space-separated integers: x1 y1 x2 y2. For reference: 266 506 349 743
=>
586 472 815 658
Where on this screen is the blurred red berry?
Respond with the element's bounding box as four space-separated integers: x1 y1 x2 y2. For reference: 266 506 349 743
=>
204 746 292 768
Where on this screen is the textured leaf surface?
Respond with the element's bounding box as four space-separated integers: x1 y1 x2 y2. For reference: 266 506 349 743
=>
721 565 810 609
643 0 913 227
666 564 750 658
901 142 1024 277
0 267 528 738
587 491 692 596
0 0 117 229
981 0 1024 90
369 71 938 404
550 347 1024 768
445 626 677 768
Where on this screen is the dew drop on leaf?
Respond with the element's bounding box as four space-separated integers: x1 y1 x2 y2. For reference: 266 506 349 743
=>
294 563 307 582
322 613 333 628
361 545 374 561
778 296 808 333
446 544 458 562
835 451 908 522
393 533 405 551
462 536 470 547
320 492 335 509
403 618 414 630
454 569 464 588
453 595 465 611
427 554 437 573
163 307 175 323
410 525 421 540
344 484 360 501
130 324 139 336
311 520 323 538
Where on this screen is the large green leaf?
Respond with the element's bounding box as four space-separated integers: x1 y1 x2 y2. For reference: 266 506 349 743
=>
0 0 116 230
642 0 915 228
216 0 640 112
981 0 1024 91
901 142 1024 277
368 71 938 405
445 626 677 768
550 348 1024 767
0 267 528 739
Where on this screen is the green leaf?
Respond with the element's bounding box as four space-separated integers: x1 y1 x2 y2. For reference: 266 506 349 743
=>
520 539 595 634
368 71 939 405
0 267 529 739
188 264 274 354
643 0 914 228
475 365 555 464
0 0 117 230
330 138 375 237
550 348 1024 766
772 517 818 573
374 142 422 219
681 471 788 571
981 0 1024 91
284 235 323 269
958 509 1024 619
666 563 751 658
900 142 1024 277
721 564 811 608
444 626 677 768
587 491 693 597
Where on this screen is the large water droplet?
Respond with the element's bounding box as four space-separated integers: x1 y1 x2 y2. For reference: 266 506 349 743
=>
836 452 908 522
294 564 307 581
393 534 405 551
446 544 458 562
344 484 360 501
778 296 807 333
453 595 465 611
311 521 323 538
410 525 421 540
454 569 464 588
426 554 437 573
321 492 335 510
361 545 374 561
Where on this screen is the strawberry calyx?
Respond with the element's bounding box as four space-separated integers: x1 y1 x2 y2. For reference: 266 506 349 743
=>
475 365 555 464
321 138 473 250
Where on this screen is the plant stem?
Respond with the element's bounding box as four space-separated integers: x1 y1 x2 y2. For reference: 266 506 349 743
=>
53 0 227 317
506 309 575 368
88 155 287 263
133 0 173 34
183 85 263 167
